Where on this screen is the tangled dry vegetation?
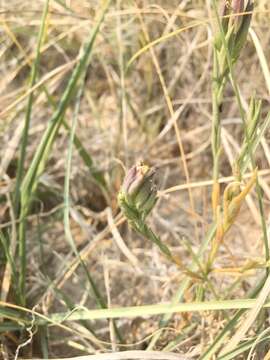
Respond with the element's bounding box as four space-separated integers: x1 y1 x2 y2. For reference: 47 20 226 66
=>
1 0 270 359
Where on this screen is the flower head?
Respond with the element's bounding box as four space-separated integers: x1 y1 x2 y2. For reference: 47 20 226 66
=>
118 162 158 221
215 0 253 70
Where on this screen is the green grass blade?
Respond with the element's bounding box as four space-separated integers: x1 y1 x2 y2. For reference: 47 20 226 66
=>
13 0 49 214
17 0 112 305
64 79 106 309
42 85 108 192
0 322 25 332
0 231 17 282
217 334 270 360
63 120 108 190
63 76 122 342
35 298 270 324
199 276 265 359
20 1 111 200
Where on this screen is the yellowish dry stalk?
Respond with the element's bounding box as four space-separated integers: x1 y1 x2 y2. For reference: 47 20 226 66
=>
207 170 257 271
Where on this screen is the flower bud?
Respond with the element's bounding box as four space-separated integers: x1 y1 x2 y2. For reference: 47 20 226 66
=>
232 0 244 13
118 162 158 220
231 0 245 32
215 0 253 76
233 0 253 61
121 165 137 194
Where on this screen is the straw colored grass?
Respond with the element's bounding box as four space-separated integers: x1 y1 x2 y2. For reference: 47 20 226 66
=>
1 1 270 359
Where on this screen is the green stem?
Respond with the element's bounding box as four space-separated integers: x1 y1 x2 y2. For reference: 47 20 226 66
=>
212 0 269 270
212 49 223 184
131 217 175 263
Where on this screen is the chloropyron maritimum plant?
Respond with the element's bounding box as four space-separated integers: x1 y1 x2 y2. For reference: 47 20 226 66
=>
211 0 254 217
118 162 182 266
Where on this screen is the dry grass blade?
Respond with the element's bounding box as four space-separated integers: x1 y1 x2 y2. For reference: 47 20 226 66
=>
31 350 192 360
220 274 270 355
106 207 141 271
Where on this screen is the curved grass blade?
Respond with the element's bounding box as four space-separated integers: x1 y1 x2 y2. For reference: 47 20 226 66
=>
17 0 112 306
13 0 49 215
